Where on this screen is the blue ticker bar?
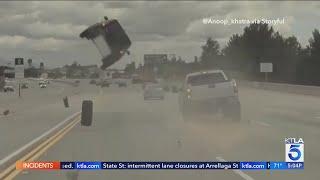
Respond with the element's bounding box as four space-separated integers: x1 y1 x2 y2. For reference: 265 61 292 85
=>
286 162 304 169
58 161 304 170
269 162 304 170
74 162 101 170
101 162 240 169
60 162 75 169
269 162 287 170
240 162 267 170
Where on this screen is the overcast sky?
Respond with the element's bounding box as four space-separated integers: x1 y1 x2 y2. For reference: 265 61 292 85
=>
0 1 319 69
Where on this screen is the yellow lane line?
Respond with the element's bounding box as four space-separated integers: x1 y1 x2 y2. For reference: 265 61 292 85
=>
1 116 80 180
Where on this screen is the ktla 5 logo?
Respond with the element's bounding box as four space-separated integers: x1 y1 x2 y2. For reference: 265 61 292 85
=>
285 138 304 162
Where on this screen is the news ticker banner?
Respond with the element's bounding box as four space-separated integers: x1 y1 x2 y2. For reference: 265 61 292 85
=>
16 161 303 170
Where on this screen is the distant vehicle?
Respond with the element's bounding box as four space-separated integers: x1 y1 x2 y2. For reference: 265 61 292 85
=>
80 17 131 69
39 83 47 88
118 82 127 87
75 80 80 84
96 80 102 86
114 78 127 87
4 85 14 92
89 79 96 84
163 85 170 92
144 84 165 100
132 78 143 84
21 83 28 89
100 80 111 87
44 80 50 84
132 74 143 84
142 80 158 90
179 70 241 122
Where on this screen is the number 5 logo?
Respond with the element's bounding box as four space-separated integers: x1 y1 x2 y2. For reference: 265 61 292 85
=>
288 145 301 161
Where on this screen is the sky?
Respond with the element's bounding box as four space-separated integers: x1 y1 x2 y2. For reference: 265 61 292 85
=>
0 1 319 69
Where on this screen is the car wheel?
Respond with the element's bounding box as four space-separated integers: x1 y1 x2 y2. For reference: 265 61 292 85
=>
81 100 93 126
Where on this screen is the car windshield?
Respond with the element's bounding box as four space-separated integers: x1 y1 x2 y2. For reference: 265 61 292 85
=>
0 1 318 180
187 73 227 86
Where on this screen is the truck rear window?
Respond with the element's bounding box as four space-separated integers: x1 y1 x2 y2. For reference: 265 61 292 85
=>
187 73 227 86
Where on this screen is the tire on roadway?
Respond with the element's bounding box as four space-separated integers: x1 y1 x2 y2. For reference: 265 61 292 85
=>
81 100 93 126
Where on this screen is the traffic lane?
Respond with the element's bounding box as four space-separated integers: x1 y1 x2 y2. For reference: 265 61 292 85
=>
0 96 80 160
239 86 320 126
188 121 314 180
0 82 99 160
208 86 319 180
0 79 100 118
16 86 318 179
15 91 240 180
0 81 71 114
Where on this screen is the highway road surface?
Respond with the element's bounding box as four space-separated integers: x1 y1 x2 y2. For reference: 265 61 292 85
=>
3 82 319 180
0 80 98 160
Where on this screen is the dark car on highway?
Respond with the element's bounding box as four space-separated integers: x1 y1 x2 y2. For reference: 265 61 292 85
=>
89 79 96 84
21 83 28 89
101 80 111 87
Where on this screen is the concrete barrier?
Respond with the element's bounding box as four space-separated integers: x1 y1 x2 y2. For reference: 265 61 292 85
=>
50 79 78 86
239 80 320 97
27 78 78 86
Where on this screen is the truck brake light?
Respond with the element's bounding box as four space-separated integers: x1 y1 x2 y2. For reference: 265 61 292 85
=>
232 80 238 94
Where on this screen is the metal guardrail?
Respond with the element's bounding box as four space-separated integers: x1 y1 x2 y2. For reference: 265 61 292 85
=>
151 79 320 97
0 111 81 171
239 80 320 97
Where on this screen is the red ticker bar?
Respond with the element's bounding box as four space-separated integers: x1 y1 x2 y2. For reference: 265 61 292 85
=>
16 161 60 170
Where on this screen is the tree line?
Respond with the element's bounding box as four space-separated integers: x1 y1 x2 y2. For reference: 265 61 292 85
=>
125 23 320 86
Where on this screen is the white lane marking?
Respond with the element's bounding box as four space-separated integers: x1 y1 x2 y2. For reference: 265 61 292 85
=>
216 157 255 180
256 121 271 127
315 116 320 119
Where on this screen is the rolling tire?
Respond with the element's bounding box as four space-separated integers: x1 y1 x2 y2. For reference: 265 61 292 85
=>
63 96 69 108
81 100 93 126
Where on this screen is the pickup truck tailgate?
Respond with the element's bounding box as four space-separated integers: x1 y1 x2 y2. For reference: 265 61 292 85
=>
186 71 235 101
189 81 234 101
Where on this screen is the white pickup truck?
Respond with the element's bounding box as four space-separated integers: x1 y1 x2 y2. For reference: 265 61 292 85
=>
179 70 241 121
